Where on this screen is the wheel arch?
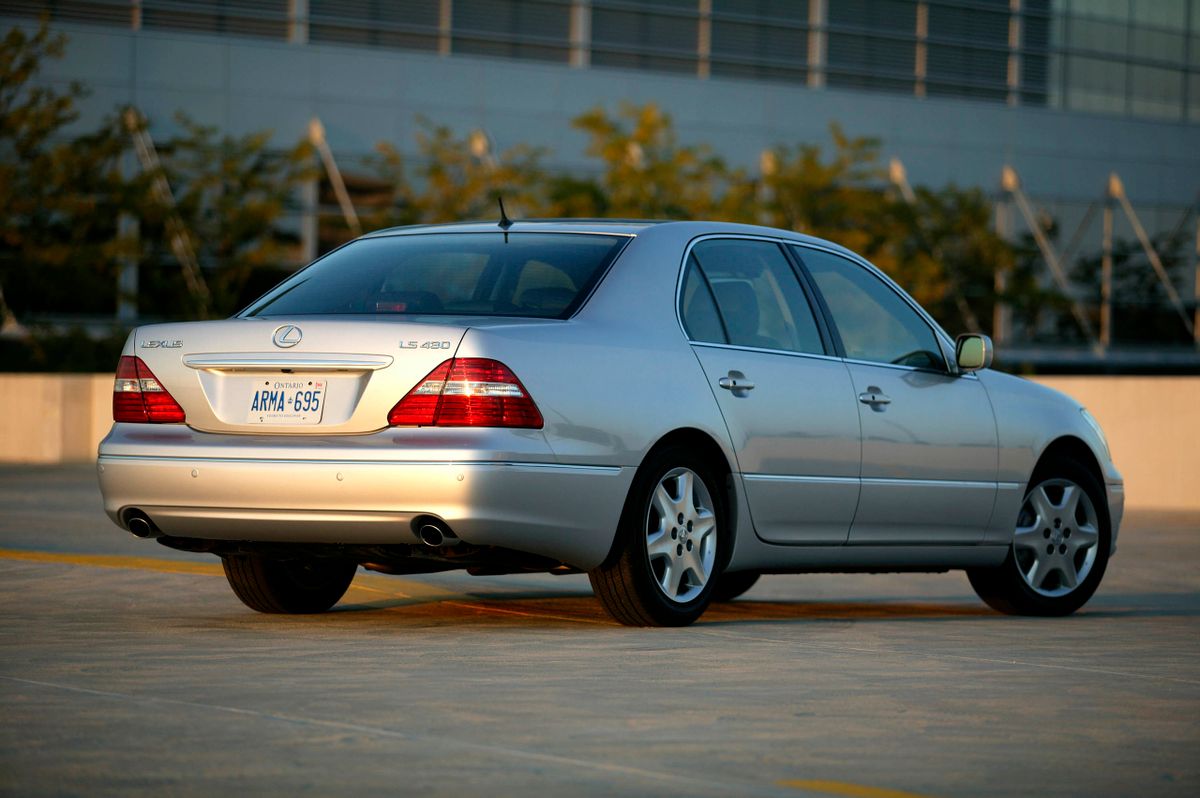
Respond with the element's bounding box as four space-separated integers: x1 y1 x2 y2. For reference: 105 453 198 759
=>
597 427 738 568
1032 435 1105 493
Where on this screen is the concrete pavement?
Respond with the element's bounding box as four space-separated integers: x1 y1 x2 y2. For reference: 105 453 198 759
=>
1 465 1197 797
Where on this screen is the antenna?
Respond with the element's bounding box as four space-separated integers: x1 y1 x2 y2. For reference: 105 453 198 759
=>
497 196 513 243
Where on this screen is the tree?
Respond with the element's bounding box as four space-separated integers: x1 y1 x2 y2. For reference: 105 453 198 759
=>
570 103 731 219
135 113 312 318
0 22 130 321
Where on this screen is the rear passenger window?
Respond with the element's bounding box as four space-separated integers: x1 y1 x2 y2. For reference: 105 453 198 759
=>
795 247 947 371
683 239 824 355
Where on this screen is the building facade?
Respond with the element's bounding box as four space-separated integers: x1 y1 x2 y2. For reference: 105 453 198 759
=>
4 0 1199 351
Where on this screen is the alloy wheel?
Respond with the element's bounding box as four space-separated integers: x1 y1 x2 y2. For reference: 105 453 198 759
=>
644 467 717 604
1012 478 1100 597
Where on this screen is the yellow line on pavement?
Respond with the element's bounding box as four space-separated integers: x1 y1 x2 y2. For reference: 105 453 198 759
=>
780 780 939 798
0 547 223 576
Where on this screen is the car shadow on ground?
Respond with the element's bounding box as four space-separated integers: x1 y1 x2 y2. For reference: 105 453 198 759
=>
322 586 1200 628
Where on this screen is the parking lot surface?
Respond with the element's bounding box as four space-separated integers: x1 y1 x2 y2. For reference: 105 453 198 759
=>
1 465 1197 797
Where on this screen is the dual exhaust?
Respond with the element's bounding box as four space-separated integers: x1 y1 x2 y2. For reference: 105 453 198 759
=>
123 509 458 548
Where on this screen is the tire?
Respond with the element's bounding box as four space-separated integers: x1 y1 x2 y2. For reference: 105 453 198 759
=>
221 555 357 614
711 571 760 602
967 457 1110 616
589 445 728 626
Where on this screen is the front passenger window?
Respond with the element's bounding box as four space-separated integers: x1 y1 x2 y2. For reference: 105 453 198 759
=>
796 247 946 371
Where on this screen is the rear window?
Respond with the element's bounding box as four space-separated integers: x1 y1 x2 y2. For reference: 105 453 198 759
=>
244 232 629 319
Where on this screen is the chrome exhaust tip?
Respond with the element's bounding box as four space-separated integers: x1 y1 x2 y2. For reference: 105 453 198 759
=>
125 512 161 539
416 520 459 547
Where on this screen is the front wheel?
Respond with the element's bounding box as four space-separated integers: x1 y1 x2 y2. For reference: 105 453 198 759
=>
222 555 357 614
589 446 727 626
967 457 1110 616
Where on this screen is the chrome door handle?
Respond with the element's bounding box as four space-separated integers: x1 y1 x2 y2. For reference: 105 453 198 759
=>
718 375 755 391
858 389 891 406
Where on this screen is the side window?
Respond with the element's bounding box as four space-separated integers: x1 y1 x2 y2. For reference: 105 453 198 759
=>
680 254 727 344
795 247 947 371
686 239 825 354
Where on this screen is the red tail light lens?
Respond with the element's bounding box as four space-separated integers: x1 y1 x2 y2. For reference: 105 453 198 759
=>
113 356 186 423
387 358 543 429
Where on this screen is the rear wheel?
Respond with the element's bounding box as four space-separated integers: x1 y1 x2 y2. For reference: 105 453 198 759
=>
222 555 357 614
589 446 727 626
968 457 1110 616
712 571 760 602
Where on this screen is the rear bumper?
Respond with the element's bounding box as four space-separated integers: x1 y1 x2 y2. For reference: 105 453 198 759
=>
97 426 632 570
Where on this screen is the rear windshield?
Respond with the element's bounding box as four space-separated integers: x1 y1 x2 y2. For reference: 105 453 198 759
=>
243 232 629 319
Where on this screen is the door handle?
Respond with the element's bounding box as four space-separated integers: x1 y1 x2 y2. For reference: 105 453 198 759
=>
718 374 755 392
858 388 891 406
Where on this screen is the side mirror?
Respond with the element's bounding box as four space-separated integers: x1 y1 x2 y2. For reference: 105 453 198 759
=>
955 333 993 372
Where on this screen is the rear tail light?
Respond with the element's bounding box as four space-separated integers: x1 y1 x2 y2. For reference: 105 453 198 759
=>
388 358 543 429
113 356 187 423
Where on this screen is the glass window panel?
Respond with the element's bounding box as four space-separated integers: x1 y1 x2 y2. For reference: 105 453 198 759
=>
453 0 570 63
1068 16 1128 55
710 12 807 83
828 0 918 32
1065 55 1127 113
1070 0 1130 23
679 256 727 344
591 3 698 74
142 0 288 38
1130 0 1185 29
690 240 824 355
798 248 945 371
1129 26 1185 64
245 234 627 319
310 0 439 50
1129 64 1183 118
928 5 1008 43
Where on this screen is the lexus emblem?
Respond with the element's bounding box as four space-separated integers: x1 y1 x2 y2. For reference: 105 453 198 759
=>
272 324 303 348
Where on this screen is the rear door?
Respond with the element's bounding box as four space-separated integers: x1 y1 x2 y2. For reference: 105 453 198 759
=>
792 245 998 545
681 237 861 545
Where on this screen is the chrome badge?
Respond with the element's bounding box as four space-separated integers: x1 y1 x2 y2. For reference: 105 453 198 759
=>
272 324 303 348
140 340 183 349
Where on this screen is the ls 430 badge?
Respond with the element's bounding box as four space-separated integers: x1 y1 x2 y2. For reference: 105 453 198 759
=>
400 340 452 350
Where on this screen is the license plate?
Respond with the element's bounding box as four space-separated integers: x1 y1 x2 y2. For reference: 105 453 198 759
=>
247 380 326 425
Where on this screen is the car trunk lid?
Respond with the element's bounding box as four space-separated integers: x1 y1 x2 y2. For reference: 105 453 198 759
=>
130 318 468 434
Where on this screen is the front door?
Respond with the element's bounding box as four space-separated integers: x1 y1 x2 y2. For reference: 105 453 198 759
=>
794 245 998 545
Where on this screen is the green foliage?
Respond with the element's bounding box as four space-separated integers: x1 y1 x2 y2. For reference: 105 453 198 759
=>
567 103 730 219
0 23 129 319
143 113 313 317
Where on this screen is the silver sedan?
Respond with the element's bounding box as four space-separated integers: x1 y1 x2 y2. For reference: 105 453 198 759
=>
97 220 1123 626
